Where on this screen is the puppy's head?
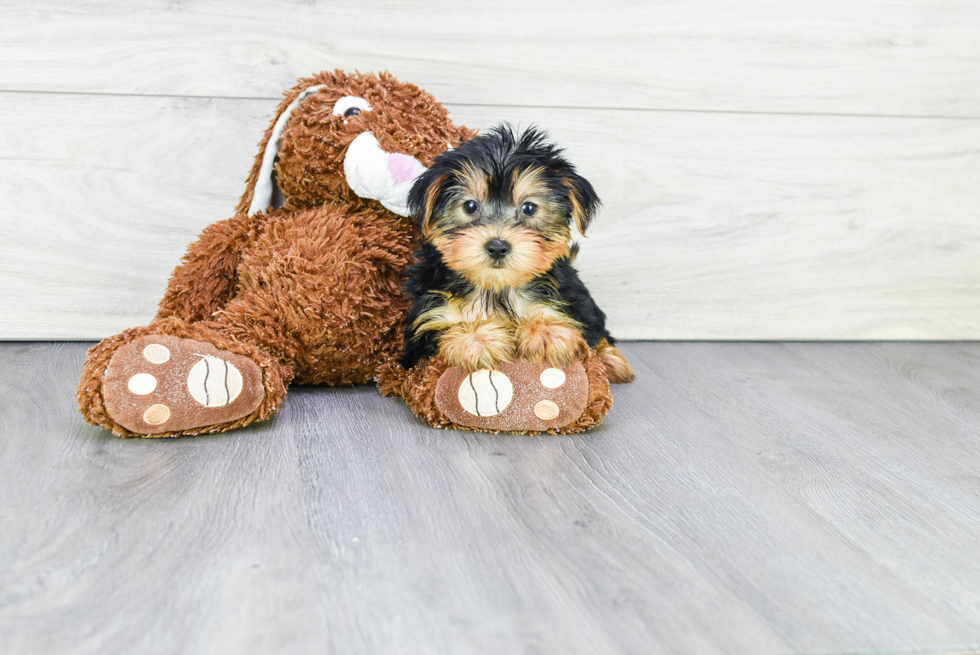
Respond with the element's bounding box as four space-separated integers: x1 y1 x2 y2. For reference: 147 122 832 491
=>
409 124 600 291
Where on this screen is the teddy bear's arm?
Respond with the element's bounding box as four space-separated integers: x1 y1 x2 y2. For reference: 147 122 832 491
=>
154 211 262 324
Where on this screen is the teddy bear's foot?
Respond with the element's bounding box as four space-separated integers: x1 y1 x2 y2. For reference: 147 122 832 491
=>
376 349 614 434
435 360 591 432
101 335 265 435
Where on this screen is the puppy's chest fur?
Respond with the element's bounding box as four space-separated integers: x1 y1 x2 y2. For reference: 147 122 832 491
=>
438 286 565 325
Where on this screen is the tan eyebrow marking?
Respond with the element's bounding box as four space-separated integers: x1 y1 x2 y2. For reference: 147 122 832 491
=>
456 161 489 202
511 166 549 203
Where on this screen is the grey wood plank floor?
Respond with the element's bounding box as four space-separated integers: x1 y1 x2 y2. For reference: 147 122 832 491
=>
1 342 979 655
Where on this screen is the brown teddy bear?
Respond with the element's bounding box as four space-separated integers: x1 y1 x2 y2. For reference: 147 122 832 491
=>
77 70 616 437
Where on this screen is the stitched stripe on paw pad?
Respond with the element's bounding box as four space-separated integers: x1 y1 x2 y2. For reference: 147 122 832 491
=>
458 369 513 417
187 356 244 408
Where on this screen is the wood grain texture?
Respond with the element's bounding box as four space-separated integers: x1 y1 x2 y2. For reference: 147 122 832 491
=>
0 92 260 337
2 1 980 118
2 342 980 654
1 92 978 340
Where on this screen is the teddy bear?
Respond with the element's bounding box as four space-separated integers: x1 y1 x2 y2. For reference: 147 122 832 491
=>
77 70 616 437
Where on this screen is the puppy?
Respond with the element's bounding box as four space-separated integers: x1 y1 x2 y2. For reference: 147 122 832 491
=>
399 124 634 384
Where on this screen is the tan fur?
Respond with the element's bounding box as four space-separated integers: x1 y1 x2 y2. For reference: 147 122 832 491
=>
413 286 571 333
457 161 489 202
597 339 635 383
412 289 518 371
506 286 571 323
515 314 587 367
420 174 449 237
513 169 574 240
438 317 517 372
511 166 550 204
412 288 494 332
432 225 569 292
565 178 589 237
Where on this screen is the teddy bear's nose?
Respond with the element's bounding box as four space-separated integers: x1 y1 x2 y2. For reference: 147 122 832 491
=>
387 152 426 185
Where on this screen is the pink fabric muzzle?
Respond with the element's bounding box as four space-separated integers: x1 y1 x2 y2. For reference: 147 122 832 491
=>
387 152 426 185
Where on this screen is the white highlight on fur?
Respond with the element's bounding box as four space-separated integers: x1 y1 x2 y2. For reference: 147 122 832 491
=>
187 356 244 408
539 368 566 388
143 344 170 364
457 369 513 417
248 85 324 216
344 132 425 217
127 373 157 395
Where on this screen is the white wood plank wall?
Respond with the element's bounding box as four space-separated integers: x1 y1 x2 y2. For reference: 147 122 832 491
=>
1 0 978 340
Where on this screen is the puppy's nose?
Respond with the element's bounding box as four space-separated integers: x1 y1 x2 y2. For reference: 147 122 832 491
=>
485 238 512 261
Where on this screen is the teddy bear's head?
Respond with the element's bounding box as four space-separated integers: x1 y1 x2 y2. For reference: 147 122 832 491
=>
242 70 476 219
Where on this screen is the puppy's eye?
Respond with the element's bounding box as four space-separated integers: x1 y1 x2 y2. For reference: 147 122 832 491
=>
463 200 479 215
332 96 372 119
521 202 537 217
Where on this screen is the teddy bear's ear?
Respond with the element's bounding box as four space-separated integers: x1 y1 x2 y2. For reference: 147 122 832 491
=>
238 85 325 216
562 172 601 236
457 126 480 146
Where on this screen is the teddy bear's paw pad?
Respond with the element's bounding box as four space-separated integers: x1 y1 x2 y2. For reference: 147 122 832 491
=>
435 360 589 432
102 335 264 435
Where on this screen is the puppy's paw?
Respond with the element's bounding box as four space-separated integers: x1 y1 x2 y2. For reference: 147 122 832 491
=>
597 340 635 383
516 315 587 368
440 318 516 372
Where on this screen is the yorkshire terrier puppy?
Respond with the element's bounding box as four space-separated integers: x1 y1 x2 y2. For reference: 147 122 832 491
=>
399 124 634 384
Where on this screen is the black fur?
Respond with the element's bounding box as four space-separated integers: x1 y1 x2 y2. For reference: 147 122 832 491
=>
548 258 615 349
399 242 465 369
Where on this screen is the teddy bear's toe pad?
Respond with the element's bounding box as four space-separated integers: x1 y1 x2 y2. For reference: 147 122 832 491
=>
103 335 264 435
435 360 589 432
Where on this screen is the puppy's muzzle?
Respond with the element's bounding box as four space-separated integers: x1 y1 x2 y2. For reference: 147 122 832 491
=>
344 132 426 217
485 238 512 262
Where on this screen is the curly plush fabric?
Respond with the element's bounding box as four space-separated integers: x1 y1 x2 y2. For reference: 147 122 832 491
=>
78 71 475 437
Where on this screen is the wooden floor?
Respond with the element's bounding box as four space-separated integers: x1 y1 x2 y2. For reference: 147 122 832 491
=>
1 341 979 655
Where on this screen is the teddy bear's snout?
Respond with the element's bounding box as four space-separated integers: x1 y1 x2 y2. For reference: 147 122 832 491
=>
343 131 427 217
387 152 426 185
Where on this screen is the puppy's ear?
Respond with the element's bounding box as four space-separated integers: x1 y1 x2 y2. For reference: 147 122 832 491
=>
563 172 600 236
408 170 449 236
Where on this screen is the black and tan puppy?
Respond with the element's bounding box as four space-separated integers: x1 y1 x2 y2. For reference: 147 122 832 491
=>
399 124 634 384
